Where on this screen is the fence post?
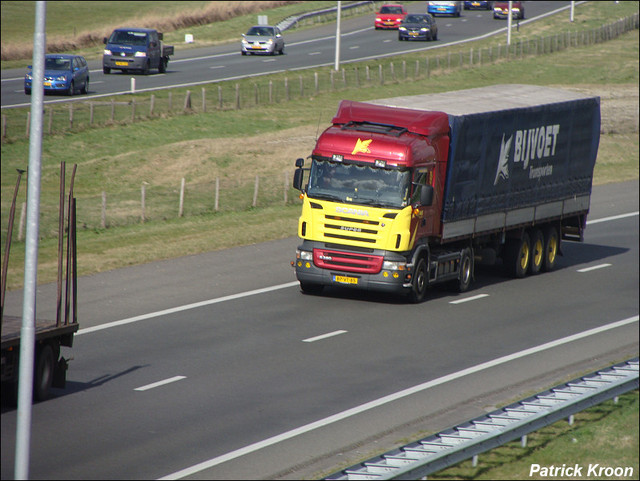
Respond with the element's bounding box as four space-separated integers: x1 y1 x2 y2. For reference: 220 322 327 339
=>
390 62 395 81
218 86 223 109
141 183 146 223
342 68 346 87
283 171 288 204
90 102 94 125
299 75 304 97
131 99 135 122
2 114 6 140
215 177 219 211
168 91 173 111
179 177 185 217
101 191 106 229
330 70 335 90
202 87 206 112
184 90 192 110
379 64 383 85
269 80 273 103
402 60 406 80
285 77 290 101
69 103 74 129
366 65 370 82
235 84 240 109
111 98 115 122
314 71 319 93
415 59 419 78
48 107 53 134
252 175 259 208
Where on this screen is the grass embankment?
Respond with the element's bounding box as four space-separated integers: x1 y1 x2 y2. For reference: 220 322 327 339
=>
428 389 638 480
1 1 638 292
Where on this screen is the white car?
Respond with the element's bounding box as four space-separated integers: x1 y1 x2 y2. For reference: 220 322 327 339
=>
241 25 285 56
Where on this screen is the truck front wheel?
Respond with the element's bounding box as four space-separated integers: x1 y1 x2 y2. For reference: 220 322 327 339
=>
409 257 428 303
159 58 167 73
34 343 55 402
103 66 110 74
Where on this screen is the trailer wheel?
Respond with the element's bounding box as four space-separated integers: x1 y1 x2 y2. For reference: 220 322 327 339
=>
543 225 559 272
457 248 473 292
34 343 55 402
529 229 544 275
409 256 428 303
504 232 531 278
300 282 323 295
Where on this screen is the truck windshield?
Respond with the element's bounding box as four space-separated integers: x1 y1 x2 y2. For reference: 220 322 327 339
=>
307 159 411 208
109 31 148 46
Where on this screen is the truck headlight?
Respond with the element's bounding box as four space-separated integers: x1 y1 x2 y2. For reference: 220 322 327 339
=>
296 249 313 261
135 51 147 57
103 49 112 55
383 260 407 271
399 27 407 31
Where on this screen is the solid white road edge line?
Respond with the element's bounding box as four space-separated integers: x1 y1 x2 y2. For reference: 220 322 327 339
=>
158 315 639 480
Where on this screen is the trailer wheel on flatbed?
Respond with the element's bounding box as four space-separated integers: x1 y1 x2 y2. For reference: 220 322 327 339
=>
529 228 545 275
543 225 559 272
504 232 531 278
34 343 55 402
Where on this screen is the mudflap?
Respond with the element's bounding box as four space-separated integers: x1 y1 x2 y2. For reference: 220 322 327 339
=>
52 356 69 389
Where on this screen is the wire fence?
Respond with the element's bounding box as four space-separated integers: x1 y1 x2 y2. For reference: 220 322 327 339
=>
5 171 299 242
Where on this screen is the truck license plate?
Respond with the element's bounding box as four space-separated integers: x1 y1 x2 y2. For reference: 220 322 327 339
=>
115 61 128 66
43 81 51 87
333 275 358 285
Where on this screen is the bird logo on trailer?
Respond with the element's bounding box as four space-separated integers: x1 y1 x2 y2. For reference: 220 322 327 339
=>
493 123 561 186
493 133 512 185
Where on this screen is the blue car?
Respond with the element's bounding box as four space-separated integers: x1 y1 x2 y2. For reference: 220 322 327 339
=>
427 1 462 17
24 54 89 96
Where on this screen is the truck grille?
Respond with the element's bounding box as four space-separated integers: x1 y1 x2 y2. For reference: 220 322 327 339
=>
323 214 380 244
313 248 383 274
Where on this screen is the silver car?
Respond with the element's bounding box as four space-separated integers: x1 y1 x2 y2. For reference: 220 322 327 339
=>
241 25 285 56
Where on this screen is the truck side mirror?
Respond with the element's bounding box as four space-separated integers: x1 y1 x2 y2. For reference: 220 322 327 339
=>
295 158 304 168
103 37 108 44
158 33 164 40
420 185 434 206
293 168 304 191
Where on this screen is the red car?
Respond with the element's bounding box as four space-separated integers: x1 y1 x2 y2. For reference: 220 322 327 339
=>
375 4 408 29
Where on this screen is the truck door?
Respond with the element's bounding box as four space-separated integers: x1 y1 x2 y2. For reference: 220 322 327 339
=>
411 167 438 238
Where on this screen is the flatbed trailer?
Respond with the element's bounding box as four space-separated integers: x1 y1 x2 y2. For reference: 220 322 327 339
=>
1 162 79 402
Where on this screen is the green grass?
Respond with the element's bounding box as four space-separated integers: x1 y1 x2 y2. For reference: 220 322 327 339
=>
429 390 639 480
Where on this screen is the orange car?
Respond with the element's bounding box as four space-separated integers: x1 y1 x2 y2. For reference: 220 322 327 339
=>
375 4 408 29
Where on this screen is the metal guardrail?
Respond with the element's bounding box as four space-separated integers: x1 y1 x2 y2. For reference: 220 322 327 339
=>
276 1 375 32
325 357 639 480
